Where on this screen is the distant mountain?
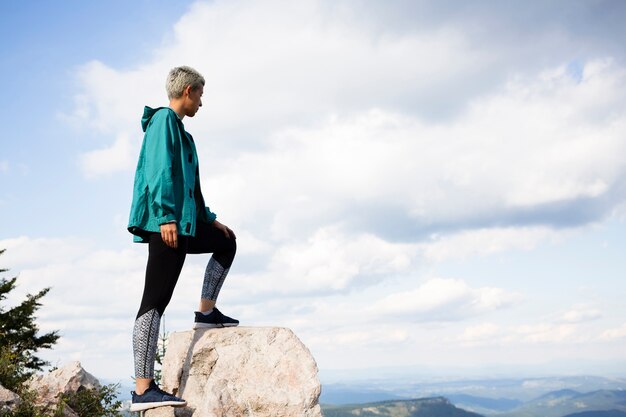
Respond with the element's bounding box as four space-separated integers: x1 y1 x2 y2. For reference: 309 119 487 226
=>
323 375 626 405
535 389 582 401
317 375 626 417
321 383 409 405
446 393 523 413
497 389 626 417
562 411 626 417
321 397 484 417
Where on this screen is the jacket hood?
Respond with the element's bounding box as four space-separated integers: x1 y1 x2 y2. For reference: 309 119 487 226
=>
141 106 179 132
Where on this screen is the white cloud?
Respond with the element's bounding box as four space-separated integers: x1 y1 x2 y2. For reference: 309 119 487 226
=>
419 226 566 262
65 1 626 253
204 80 626 245
370 278 521 321
473 59 626 209
1 241 145 314
557 305 603 324
79 133 136 178
512 323 581 344
308 327 410 349
229 226 416 297
160 1 488 132
0 160 8 173
0 236 95 270
232 229 273 256
600 323 626 341
61 60 164 135
457 323 501 346
456 318 608 347
65 0 487 178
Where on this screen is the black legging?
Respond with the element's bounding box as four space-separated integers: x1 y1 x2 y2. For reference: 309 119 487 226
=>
136 220 236 319
133 220 236 378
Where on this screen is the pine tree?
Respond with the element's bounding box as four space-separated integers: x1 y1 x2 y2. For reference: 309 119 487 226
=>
0 248 60 391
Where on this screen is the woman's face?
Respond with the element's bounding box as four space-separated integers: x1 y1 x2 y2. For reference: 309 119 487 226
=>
185 85 203 117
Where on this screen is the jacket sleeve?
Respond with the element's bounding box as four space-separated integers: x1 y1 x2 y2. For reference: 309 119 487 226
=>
144 112 179 226
205 206 217 223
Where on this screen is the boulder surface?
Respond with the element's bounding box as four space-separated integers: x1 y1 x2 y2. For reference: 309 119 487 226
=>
156 326 322 417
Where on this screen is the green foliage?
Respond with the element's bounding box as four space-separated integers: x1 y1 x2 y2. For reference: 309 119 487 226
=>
55 384 123 417
2 384 124 417
2 388 53 417
2 384 122 417
0 345 25 392
0 249 60 391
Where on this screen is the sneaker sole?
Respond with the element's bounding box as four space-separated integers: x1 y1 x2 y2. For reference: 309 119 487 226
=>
192 322 239 329
130 400 187 411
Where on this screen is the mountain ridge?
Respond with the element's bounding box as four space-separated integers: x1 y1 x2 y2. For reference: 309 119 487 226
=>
496 389 626 417
321 396 484 417
561 411 626 417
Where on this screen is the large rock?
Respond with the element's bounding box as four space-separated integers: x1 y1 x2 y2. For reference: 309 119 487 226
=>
156 327 322 417
145 407 176 417
0 383 21 412
28 361 100 416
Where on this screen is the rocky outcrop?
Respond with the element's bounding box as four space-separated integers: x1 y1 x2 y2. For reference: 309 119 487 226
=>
154 327 322 417
144 407 177 417
0 383 21 412
28 361 100 416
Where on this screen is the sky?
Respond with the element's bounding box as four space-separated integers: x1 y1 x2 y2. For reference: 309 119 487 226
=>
1 0 626 386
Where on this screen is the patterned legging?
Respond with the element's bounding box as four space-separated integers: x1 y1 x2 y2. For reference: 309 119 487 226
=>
133 221 236 379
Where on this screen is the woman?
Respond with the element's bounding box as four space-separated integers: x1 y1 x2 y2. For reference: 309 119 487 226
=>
127 66 238 411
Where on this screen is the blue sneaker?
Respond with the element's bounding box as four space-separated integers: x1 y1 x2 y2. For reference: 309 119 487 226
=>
130 380 186 411
193 307 239 329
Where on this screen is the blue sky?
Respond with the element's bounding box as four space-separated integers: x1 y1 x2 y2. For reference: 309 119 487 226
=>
1 0 626 385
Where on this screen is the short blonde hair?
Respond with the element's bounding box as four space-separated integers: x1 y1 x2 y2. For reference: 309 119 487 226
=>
166 66 205 100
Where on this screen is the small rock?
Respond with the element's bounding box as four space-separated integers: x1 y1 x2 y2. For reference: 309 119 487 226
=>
28 361 100 412
0 383 21 412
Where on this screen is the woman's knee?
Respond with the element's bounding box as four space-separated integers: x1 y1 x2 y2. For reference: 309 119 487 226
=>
213 237 236 268
228 236 237 255
225 236 237 262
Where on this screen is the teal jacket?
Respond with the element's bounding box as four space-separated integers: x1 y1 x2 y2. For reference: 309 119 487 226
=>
128 106 216 243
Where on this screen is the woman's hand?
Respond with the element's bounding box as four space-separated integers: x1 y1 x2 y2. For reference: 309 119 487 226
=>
160 222 178 248
213 220 236 239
